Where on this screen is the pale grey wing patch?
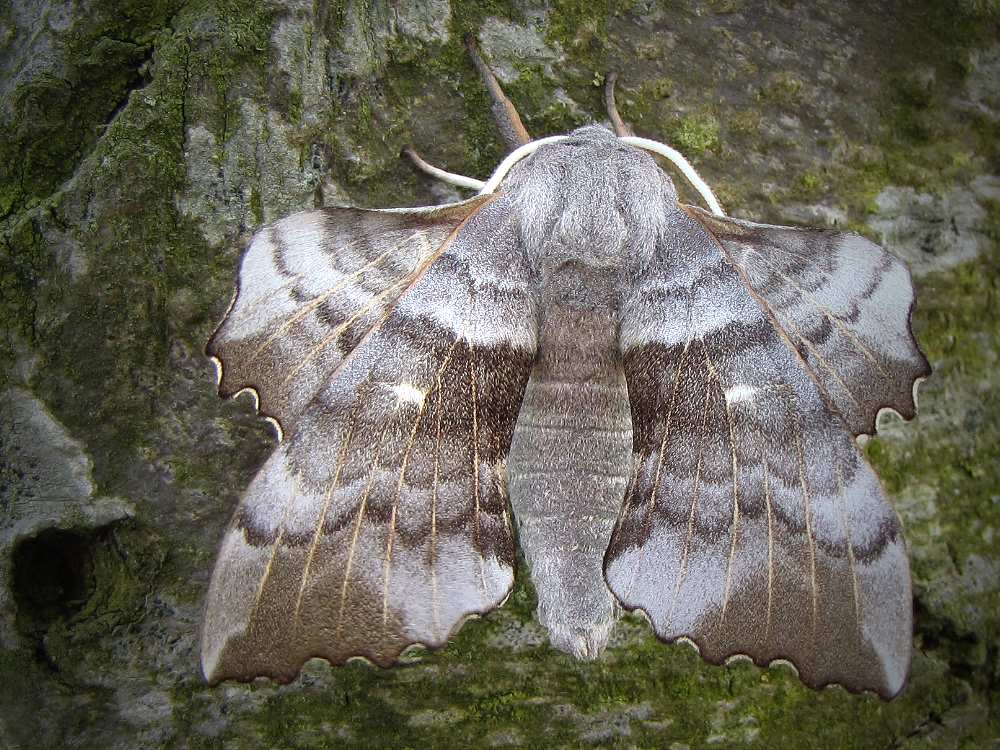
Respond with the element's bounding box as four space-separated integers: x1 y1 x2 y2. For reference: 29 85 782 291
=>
685 205 930 436
607 207 911 699
201 196 537 684
207 196 492 438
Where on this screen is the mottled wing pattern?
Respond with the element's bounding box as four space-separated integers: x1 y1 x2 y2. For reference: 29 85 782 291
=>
606 205 912 698
208 196 491 437
202 195 537 683
686 206 930 436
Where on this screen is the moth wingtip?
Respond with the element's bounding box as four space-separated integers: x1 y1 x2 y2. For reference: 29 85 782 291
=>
199 641 225 686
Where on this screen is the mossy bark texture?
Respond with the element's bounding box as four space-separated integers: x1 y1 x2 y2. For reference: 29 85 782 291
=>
1 1 998 748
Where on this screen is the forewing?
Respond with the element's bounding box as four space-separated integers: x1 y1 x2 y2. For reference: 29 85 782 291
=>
606 206 911 698
685 206 929 436
208 196 491 437
202 195 536 683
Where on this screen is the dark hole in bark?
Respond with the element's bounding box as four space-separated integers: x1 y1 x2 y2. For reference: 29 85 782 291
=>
12 529 96 631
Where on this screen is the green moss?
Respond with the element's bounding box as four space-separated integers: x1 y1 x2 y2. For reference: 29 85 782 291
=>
727 108 762 139
640 76 674 101
545 0 630 51
866 251 1000 688
506 66 587 137
0 216 49 381
449 0 524 36
758 72 805 108
331 24 512 200
178 638 977 748
706 0 748 12
204 0 276 143
22 1 275 492
287 85 304 125
796 169 825 198
56 524 163 645
0 1 183 217
833 6 999 213
668 113 721 155
0 649 69 749
12 521 164 675
249 184 264 225
753 68 997 223
0 1 190 376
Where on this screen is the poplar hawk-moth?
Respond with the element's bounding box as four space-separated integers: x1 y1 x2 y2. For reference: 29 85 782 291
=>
201 40 928 699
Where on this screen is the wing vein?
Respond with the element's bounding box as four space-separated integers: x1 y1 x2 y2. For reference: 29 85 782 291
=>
834 460 862 629
293 401 364 624
788 386 819 638
647 339 690 519
762 418 775 642
249 239 415 360
336 421 392 639
247 467 302 623
430 354 448 637
419 338 461 635
278 281 406 388
468 337 487 598
623 290 695 601
381 344 451 625
669 340 713 623
746 250 888 376
780 318 864 409
703 344 741 626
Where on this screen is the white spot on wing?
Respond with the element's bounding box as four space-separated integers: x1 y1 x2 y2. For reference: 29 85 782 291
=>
391 381 426 407
724 384 757 404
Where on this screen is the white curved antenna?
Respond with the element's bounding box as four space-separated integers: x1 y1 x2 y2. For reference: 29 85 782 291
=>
619 135 725 216
479 136 570 194
467 132 724 217
403 147 486 190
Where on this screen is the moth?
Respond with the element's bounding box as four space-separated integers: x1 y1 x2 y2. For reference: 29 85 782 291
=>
202 39 929 699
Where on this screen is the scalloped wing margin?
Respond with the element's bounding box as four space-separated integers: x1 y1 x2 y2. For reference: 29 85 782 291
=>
202 194 538 683
606 205 911 699
684 205 930 437
207 195 493 439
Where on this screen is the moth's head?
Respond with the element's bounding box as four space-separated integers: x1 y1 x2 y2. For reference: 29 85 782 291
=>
500 126 677 263
564 124 619 142
503 125 677 197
